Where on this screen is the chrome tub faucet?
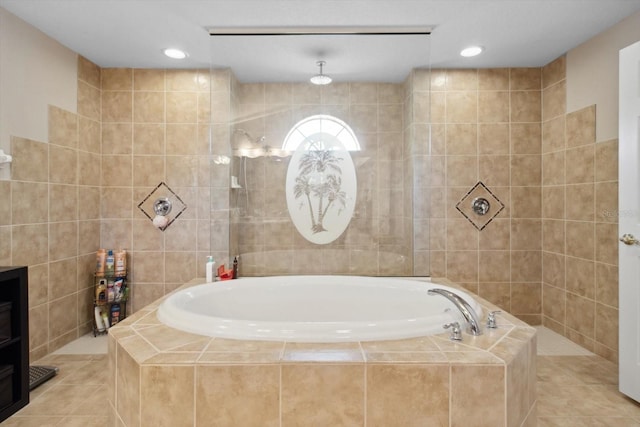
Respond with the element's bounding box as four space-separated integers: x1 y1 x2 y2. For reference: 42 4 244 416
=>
428 288 483 336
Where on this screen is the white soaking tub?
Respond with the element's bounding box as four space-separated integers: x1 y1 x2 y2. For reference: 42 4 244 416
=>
157 275 483 342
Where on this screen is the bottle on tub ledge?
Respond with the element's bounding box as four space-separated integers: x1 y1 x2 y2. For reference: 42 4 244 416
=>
217 256 239 281
205 256 216 283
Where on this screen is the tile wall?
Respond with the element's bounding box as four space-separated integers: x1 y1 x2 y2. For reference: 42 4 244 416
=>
428 68 544 324
225 78 413 276
541 56 619 363
5 57 103 360
98 66 225 313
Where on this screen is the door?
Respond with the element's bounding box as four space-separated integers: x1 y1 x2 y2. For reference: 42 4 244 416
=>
619 40 640 402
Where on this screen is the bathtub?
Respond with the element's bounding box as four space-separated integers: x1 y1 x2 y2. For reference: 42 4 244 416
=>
157 275 483 342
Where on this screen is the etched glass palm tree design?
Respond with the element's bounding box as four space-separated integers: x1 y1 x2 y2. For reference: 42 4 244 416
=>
294 148 346 233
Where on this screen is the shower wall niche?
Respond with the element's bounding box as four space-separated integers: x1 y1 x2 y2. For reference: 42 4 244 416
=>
210 68 432 277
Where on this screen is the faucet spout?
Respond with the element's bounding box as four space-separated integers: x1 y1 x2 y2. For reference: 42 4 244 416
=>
428 288 482 336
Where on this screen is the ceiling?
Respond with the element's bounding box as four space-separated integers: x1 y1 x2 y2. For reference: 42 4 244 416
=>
1 0 640 83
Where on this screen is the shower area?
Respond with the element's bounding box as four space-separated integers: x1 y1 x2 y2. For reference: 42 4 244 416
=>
208 29 433 277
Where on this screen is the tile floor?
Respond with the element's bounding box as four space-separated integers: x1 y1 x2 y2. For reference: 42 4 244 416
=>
3 327 640 426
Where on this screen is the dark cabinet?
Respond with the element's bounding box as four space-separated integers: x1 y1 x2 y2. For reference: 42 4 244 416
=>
0 267 28 422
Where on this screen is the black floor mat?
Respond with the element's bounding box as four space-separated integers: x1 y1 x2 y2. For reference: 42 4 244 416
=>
29 365 58 390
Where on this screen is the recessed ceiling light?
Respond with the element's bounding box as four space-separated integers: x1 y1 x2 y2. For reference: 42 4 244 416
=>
460 46 483 57
163 48 188 59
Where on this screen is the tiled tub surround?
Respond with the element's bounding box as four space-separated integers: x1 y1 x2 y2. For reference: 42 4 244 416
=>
108 278 536 427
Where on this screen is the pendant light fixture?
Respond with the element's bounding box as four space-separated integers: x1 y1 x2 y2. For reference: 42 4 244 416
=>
310 60 332 85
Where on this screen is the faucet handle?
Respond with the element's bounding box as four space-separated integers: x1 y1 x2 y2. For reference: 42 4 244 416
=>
487 311 502 329
443 322 462 341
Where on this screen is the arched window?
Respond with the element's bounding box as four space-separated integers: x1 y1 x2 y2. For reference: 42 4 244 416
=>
282 114 360 152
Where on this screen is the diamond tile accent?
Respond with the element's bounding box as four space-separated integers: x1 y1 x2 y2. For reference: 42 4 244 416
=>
455 181 504 231
137 182 187 231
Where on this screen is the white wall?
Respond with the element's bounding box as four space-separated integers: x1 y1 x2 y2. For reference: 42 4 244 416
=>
566 10 640 142
0 7 77 180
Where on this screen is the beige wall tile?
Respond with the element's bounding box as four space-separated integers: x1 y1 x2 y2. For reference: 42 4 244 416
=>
12 181 48 224
101 187 133 219
542 81 566 121
451 365 505 426
102 68 133 90
447 219 479 250
196 365 279 427
49 257 78 299
78 151 101 186
479 155 511 187
49 221 78 260
50 183 78 222
28 263 49 307
566 105 596 148
595 303 618 350
102 123 132 155
164 251 197 284
595 139 618 182
511 250 541 282
543 283 565 323
49 106 78 148
478 123 510 155
446 124 477 155
565 256 595 299
595 262 618 307
542 56 566 88
512 282 542 314
479 91 510 123
479 68 509 90
542 151 565 185
102 91 133 123
49 145 78 184
282 364 364 426
542 116 565 154
511 91 541 122
511 219 542 250
480 218 511 250
446 156 478 187
11 136 49 182
133 156 165 187
565 183 594 221
479 250 511 282
167 92 198 123
133 123 165 155
78 56 101 88
565 292 595 338
595 223 618 265
134 69 165 91
78 186 101 220
140 366 194 427
77 80 101 121
595 182 618 223
446 91 477 123
29 303 48 352
542 219 565 254
511 123 541 154
543 251 565 288
566 221 595 260
166 124 198 155
447 251 479 282
49 293 78 339
133 92 165 123
542 186 564 219
166 69 200 91
102 155 132 187
12 224 48 266
367 364 449 426
511 68 542 90
78 220 100 255
430 91 446 123
511 186 541 218
511 155 541 186
0 182 9 226
446 69 478 90
116 344 141 427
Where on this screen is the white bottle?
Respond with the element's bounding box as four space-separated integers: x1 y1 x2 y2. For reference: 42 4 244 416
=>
94 306 105 332
205 256 216 283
